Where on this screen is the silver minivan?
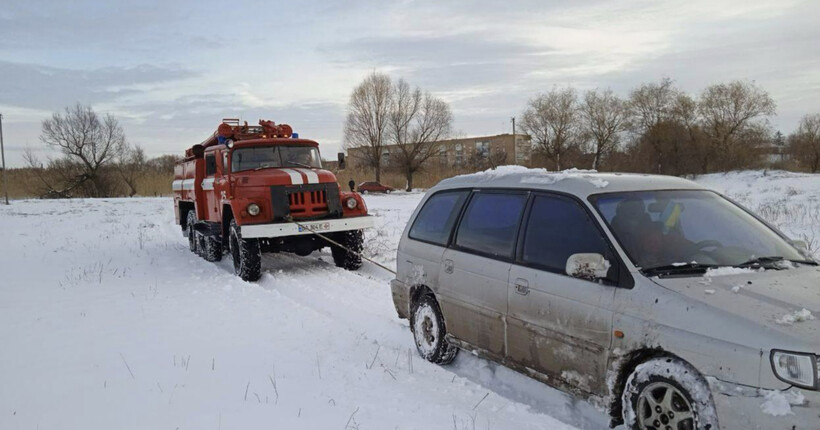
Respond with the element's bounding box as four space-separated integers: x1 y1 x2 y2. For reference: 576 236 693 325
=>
390 169 820 430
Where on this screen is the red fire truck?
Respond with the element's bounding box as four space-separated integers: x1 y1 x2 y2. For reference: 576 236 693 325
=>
173 119 372 281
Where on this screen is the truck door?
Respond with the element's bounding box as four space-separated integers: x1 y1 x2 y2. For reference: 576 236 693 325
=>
506 192 616 396
214 149 229 221
437 190 528 360
202 152 219 222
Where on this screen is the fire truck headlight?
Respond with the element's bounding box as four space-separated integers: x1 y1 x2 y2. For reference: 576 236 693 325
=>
346 197 358 209
247 203 261 216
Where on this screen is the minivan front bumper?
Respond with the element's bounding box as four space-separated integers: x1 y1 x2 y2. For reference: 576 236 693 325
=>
708 377 820 429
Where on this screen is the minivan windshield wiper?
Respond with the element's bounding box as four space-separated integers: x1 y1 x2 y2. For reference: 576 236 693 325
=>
641 262 721 277
736 256 817 268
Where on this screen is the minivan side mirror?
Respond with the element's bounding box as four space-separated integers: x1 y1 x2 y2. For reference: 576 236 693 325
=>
337 152 346 170
566 253 611 281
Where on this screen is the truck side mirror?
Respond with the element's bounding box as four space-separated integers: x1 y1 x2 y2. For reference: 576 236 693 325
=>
337 152 346 170
566 253 611 281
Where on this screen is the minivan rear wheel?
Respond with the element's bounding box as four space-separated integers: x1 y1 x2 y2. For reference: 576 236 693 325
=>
622 357 718 430
411 294 458 364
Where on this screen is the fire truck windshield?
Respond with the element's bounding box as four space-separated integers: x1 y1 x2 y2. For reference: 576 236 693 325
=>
231 145 322 172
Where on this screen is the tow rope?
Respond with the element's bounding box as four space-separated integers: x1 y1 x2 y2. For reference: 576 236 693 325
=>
285 216 398 275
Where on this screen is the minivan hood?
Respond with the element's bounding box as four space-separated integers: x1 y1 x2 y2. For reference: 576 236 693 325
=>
650 266 820 342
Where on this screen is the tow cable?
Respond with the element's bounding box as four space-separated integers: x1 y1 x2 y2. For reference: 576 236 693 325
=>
285 216 397 275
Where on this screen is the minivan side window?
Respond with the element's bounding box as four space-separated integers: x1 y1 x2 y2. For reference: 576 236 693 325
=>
521 194 611 274
408 191 469 246
455 192 527 258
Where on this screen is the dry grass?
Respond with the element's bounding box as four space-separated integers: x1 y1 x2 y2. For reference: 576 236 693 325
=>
1 168 174 199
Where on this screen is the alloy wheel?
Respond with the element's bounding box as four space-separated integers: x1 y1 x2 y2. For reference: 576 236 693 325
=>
636 382 695 430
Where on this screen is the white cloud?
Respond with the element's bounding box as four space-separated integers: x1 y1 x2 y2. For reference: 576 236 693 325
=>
1 0 819 166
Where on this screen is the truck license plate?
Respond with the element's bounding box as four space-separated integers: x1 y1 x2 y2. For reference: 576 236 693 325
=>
298 222 331 232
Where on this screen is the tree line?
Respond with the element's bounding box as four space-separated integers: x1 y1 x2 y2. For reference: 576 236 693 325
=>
519 78 778 175
22 104 177 198
14 76 820 198
343 72 453 190
344 75 820 185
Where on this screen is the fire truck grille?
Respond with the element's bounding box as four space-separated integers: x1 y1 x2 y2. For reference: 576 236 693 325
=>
288 190 327 207
271 184 342 221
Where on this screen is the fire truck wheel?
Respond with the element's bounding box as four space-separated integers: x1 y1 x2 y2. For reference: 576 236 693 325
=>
331 230 363 270
186 211 198 254
229 219 261 282
202 235 223 262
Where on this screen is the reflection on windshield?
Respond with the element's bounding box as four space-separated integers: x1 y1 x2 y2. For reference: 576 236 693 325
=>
592 190 807 271
231 145 322 172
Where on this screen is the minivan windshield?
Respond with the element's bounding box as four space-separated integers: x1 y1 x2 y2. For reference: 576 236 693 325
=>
231 145 322 172
591 190 811 273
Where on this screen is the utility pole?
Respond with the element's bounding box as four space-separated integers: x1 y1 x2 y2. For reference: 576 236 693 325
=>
0 113 8 205
511 116 516 136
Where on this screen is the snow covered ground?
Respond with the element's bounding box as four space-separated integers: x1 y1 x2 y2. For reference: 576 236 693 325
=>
696 170 820 258
1 169 817 430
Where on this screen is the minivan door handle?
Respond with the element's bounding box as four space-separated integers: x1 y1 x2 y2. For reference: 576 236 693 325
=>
514 278 530 295
443 259 454 274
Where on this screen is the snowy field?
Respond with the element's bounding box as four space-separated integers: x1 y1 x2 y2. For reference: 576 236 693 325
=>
1 170 818 430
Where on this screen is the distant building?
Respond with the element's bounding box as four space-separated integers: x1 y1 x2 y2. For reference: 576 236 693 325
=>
758 143 790 166
346 134 532 169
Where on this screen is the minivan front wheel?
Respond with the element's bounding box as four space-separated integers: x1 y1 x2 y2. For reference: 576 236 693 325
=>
622 357 718 430
411 294 458 364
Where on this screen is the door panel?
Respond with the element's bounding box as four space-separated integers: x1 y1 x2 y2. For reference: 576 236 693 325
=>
507 265 614 394
202 153 219 222
438 248 510 359
505 192 618 395
436 190 528 358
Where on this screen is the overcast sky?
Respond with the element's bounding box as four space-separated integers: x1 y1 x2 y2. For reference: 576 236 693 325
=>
1 0 819 167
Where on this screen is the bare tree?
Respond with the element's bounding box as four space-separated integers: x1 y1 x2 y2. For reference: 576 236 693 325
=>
580 88 629 170
789 113 820 172
698 80 775 170
521 86 581 170
628 78 680 173
117 144 146 197
669 93 704 174
389 79 453 191
39 104 126 197
343 72 393 182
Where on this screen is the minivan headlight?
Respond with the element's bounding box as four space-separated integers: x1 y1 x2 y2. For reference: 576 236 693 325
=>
771 350 817 389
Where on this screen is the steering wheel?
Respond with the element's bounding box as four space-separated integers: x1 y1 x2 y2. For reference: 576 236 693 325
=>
683 240 723 263
693 240 723 250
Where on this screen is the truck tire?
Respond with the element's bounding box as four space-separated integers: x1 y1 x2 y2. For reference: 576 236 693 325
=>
331 229 363 270
411 294 458 365
202 234 223 262
622 356 719 430
229 219 261 282
186 211 198 254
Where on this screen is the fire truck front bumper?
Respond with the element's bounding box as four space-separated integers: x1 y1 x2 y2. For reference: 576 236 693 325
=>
239 216 374 239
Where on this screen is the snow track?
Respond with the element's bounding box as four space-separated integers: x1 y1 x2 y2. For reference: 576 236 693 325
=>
0 196 603 430
5 170 817 429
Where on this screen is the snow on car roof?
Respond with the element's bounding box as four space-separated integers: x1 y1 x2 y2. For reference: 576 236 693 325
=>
434 165 703 197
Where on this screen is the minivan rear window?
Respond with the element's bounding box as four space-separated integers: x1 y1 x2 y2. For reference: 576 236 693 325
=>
455 192 527 258
408 191 469 246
